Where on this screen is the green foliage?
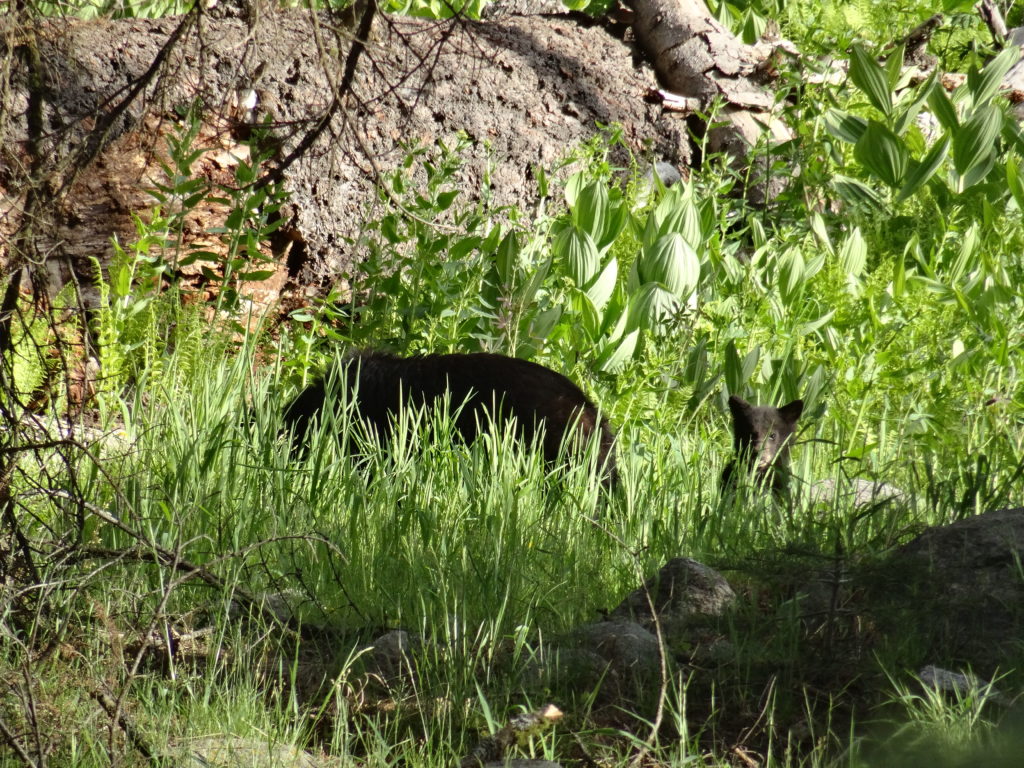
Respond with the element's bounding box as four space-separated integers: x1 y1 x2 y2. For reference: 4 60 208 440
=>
91 104 285 394
282 133 503 381
828 45 1021 200
710 0 785 44
381 0 488 18
31 0 492 20
0 282 81 411
7 2 1024 767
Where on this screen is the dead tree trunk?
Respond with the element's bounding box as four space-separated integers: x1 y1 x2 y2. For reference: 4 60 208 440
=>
626 0 795 202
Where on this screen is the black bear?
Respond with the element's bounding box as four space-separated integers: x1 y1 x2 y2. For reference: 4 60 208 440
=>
283 351 617 484
721 395 803 497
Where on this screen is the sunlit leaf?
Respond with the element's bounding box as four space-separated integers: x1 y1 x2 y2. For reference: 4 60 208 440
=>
639 233 700 302
572 181 608 245
897 133 950 202
596 328 639 372
954 104 1002 179
825 109 868 144
855 120 909 187
796 310 837 336
564 172 585 209
1007 154 1024 210
657 192 703 250
741 10 766 44
969 45 1020 108
950 223 979 282
585 256 618 314
884 43 905 90
554 226 599 286
839 227 867 277
643 186 684 247
778 247 805 305
570 289 601 341
809 213 834 256
628 282 680 332
850 44 892 116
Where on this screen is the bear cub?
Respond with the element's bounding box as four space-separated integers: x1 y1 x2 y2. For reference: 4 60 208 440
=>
721 395 804 496
283 351 617 484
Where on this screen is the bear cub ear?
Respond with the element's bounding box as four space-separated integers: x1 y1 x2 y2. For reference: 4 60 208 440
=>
727 395 753 422
777 399 804 425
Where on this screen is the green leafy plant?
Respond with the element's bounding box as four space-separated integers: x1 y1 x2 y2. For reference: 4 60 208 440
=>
92 107 286 393
827 44 1021 201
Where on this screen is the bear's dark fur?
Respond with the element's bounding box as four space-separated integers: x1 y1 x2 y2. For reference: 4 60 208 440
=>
283 351 617 484
721 395 804 496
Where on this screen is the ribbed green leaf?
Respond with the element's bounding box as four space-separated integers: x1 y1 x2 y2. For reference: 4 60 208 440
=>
628 283 680 332
598 200 629 253
530 306 562 339
564 173 585 209
796 310 837 337
1007 154 1024 210
572 182 608 245
570 289 601 341
884 43 905 90
639 233 700 302
809 212 833 256
970 45 1020 107
596 328 639 373
825 109 868 144
495 231 519 285
740 345 760 385
642 186 684 247
585 256 618 314
657 194 703 250
927 86 959 132
893 71 937 136
953 104 1002 178
832 175 886 210
896 133 950 202
855 120 909 187
778 247 805 305
554 226 599 287
723 340 752 393
741 10 766 45
850 44 892 116
839 227 867 277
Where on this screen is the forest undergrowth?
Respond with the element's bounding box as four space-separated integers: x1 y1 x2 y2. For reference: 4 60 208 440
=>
2 1 1024 766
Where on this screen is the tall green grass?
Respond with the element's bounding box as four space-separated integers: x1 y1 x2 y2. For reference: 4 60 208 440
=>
5 3 1024 763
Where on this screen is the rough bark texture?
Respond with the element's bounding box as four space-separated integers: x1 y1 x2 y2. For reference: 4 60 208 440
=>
1 7 691 309
626 0 795 201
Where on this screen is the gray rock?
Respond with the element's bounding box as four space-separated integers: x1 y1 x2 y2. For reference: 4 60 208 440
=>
872 507 1024 672
360 629 418 686
810 477 907 508
172 736 324 768
482 0 567 16
564 619 666 706
610 557 736 638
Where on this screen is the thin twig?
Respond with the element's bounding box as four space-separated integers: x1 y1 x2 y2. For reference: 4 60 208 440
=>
255 0 378 192
0 714 37 768
90 688 157 765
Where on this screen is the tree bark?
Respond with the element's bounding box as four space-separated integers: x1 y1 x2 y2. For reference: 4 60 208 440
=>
626 0 795 202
